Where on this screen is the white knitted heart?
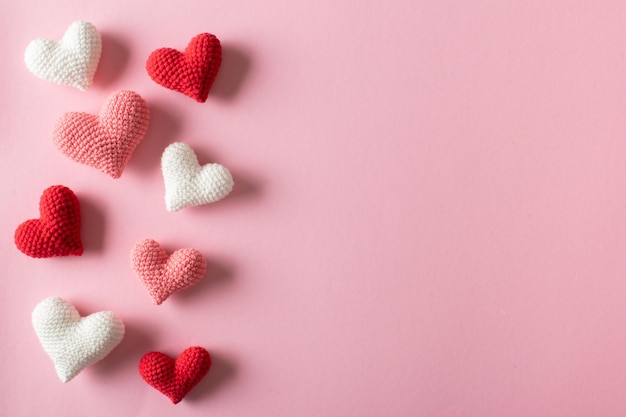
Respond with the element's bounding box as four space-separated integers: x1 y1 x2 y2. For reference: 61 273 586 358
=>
162 142 234 212
32 297 125 383
24 21 102 91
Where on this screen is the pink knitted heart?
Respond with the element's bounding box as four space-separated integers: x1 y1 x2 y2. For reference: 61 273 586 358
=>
131 239 207 305
53 90 150 178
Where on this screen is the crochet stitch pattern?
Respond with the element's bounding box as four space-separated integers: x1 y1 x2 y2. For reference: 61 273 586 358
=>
24 21 102 91
14 185 83 258
162 142 234 212
139 346 212 404
32 297 125 383
146 33 222 102
131 238 207 305
52 90 150 178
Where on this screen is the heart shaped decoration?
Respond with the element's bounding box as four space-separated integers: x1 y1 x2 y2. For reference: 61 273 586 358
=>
139 346 211 404
32 297 125 383
14 185 83 258
131 239 207 304
53 90 150 178
146 33 222 102
162 142 234 212
24 21 102 91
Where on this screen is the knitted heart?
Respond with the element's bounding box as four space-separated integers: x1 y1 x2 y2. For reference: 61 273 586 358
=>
32 297 125 383
131 239 207 304
14 185 83 258
53 90 150 178
146 33 222 102
139 346 211 404
162 142 234 212
24 21 102 91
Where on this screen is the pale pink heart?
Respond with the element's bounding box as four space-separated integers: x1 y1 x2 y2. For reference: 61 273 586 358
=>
52 90 150 178
131 239 207 304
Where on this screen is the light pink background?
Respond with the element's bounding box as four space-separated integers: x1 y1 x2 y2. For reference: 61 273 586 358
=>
2 0 626 416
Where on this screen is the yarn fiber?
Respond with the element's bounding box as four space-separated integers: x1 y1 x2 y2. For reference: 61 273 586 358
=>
146 33 222 102
24 21 102 91
162 142 234 212
32 297 125 383
131 239 207 305
139 346 212 404
14 185 83 258
53 90 150 178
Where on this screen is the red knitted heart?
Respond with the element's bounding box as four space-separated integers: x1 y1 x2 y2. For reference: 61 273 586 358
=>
139 346 211 404
14 185 83 258
131 239 207 305
52 90 150 178
146 33 222 103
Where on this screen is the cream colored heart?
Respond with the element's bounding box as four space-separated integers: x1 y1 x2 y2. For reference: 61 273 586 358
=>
32 297 125 383
24 21 102 91
161 142 234 212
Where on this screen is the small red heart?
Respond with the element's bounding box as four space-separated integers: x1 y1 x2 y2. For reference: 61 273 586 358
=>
14 185 83 258
52 90 150 179
139 346 211 404
146 33 222 103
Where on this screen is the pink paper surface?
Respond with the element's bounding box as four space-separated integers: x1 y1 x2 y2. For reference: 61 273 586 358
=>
2 1 626 416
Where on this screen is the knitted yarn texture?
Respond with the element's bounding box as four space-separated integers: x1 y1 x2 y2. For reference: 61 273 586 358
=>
139 346 212 404
162 142 234 212
24 21 102 91
32 297 125 383
53 90 150 178
14 185 83 258
146 33 222 102
131 239 207 305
